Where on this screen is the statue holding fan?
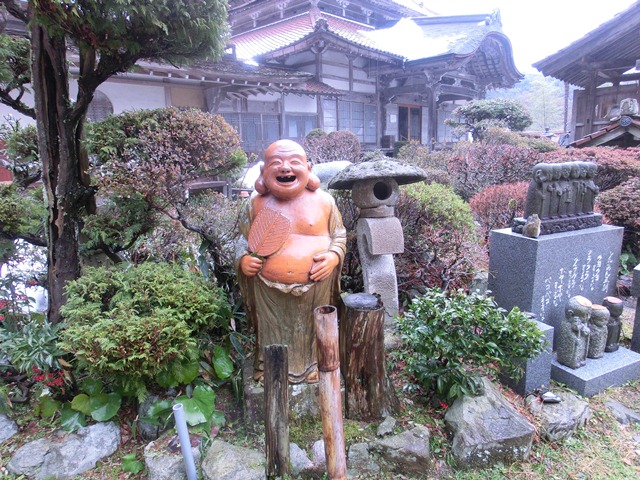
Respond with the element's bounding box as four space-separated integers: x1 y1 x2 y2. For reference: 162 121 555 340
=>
237 140 346 384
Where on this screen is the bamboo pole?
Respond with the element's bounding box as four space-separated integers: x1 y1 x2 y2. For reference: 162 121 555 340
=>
314 305 347 480
264 344 290 478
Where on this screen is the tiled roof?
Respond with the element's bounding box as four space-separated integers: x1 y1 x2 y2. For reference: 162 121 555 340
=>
571 116 640 147
283 79 344 96
231 9 505 64
230 8 398 61
363 14 503 61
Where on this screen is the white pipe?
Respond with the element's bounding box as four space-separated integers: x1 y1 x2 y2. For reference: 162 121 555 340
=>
173 403 198 480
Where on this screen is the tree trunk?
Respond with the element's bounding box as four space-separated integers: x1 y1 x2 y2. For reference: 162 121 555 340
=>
263 344 290 479
339 293 399 420
31 24 88 324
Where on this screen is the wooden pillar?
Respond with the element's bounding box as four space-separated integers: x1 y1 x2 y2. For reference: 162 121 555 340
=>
339 293 400 420
314 305 347 480
264 344 290 479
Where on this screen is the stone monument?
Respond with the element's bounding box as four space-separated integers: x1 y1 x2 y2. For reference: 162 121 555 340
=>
328 160 426 322
602 296 623 352
489 161 640 396
587 304 609 359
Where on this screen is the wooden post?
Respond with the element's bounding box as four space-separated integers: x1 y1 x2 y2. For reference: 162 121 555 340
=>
339 293 400 420
264 344 290 479
314 305 347 480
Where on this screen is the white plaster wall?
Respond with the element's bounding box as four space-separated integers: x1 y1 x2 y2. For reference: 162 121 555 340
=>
325 78 350 91
0 91 35 126
84 78 167 113
284 95 317 113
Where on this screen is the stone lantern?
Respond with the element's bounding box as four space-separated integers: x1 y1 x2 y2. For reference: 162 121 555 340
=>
329 160 426 322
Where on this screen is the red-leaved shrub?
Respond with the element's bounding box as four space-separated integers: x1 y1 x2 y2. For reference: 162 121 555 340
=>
469 182 529 243
597 177 640 257
542 147 640 192
446 141 540 200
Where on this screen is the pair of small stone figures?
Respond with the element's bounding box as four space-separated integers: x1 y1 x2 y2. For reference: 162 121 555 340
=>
557 295 624 369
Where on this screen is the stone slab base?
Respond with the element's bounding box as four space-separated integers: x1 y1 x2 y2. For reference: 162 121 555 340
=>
242 360 324 432
551 347 640 397
501 320 554 396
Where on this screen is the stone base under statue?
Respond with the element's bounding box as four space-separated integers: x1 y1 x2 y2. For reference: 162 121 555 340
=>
243 360 345 432
512 213 602 236
550 347 640 397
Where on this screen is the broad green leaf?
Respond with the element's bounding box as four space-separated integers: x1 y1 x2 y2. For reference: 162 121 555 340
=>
213 346 233 379
176 384 216 426
89 392 122 421
211 411 226 427
81 378 103 396
60 405 86 432
178 358 200 384
121 453 144 474
147 398 172 418
37 394 60 419
70 393 92 415
156 368 179 388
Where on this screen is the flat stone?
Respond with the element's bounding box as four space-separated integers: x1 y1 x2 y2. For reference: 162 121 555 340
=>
313 160 352 186
347 442 380 476
550 347 640 397
289 443 313 476
376 416 396 437
343 292 382 311
605 400 640 424
0 414 18 444
144 434 201 480
445 378 534 467
7 422 120 479
328 159 426 190
369 425 430 474
526 391 591 441
201 440 265 480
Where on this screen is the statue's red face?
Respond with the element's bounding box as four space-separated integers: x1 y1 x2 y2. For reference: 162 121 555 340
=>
262 140 311 200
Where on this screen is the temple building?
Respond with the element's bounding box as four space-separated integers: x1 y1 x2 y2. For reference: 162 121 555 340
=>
1 0 523 156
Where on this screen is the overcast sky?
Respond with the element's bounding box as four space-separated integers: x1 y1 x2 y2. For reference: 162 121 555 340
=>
428 0 638 73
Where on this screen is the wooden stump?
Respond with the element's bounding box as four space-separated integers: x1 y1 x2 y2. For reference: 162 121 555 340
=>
314 305 347 480
264 344 290 479
339 293 400 420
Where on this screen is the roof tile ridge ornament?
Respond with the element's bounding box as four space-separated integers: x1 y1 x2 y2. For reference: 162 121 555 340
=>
314 17 330 33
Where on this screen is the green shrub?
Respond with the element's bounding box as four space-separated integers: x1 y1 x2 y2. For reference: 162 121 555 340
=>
0 319 63 374
302 129 360 164
397 288 546 400
396 142 450 184
395 183 484 297
597 177 640 257
59 262 231 399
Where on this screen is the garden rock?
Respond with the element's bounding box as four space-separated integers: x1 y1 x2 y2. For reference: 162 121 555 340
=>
144 434 201 480
526 391 591 441
348 442 380 475
369 424 431 474
310 439 327 473
376 415 396 437
605 400 640 425
201 440 265 480
0 414 18 444
289 442 313 476
7 421 120 479
445 377 534 467
138 394 175 440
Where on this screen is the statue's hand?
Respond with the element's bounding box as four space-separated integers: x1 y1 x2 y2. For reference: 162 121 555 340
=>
240 254 263 277
310 251 339 282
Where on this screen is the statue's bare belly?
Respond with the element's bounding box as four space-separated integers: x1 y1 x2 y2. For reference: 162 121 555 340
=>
261 233 331 284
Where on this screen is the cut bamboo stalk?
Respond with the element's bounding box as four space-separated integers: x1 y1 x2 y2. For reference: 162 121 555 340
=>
264 344 290 478
314 305 347 480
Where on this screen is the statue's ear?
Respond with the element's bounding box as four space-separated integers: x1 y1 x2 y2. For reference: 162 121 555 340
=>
307 172 321 191
255 162 268 195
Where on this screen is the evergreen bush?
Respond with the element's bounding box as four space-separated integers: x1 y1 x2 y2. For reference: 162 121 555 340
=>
469 182 528 243
397 288 546 400
59 262 231 399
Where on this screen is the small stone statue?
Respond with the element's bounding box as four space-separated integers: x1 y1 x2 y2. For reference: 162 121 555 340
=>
587 305 610 359
522 214 541 238
603 296 624 352
557 295 592 369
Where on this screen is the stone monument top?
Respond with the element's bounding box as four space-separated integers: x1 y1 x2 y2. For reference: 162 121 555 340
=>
512 161 602 236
